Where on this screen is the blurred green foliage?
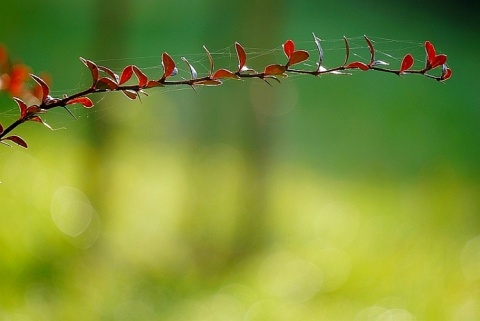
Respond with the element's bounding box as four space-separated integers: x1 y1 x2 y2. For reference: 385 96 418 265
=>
1 0 479 320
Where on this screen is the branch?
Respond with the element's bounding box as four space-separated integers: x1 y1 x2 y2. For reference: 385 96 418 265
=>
0 34 452 148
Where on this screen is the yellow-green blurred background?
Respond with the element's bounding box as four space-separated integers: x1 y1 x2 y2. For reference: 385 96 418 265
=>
1 0 479 320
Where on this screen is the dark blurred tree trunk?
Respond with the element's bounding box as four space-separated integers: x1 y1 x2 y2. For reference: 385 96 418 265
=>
80 0 131 216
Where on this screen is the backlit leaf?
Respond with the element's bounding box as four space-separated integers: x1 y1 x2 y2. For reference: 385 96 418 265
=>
364 35 375 66
441 64 452 81
79 57 99 85
30 74 50 103
287 50 309 67
425 41 436 66
96 77 118 90
283 39 295 58
204 46 214 76
400 54 414 73
132 65 148 87
161 52 176 79
312 33 324 69
235 42 247 72
343 36 350 66
122 90 138 100
212 69 240 79
13 97 27 118
346 61 369 71
119 66 134 85
264 64 287 75
181 57 198 79
98 65 119 82
67 96 94 108
430 54 447 69
29 116 53 130
4 135 27 148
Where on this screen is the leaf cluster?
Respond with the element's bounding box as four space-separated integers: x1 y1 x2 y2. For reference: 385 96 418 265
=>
0 34 451 148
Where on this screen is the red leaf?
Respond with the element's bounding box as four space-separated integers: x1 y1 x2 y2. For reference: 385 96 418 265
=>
441 66 452 81
29 116 53 130
430 54 447 69
212 69 240 79
235 42 247 72
132 65 148 87
283 39 295 58
98 65 119 82
162 52 176 79
425 41 436 66
4 135 28 148
346 61 369 71
264 64 287 75
203 46 214 76
122 90 138 100
30 74 50 103
26 105 42 115
343 36 350 66
96 77 118 90
181 57 198 79
400 54 414 73
0 123 3 134
364 35 375 65
13 97 27 118
287 50 309 67
119 66 134 85
67 97 94 108
80 57 99 85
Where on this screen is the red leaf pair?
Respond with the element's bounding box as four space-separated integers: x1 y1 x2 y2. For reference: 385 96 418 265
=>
283 40 309 67
119 65 148 87
425 41 447 69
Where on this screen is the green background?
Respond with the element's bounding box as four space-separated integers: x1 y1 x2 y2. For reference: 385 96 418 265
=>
1 0 479 320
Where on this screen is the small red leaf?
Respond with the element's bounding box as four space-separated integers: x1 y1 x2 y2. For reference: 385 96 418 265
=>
96 77 118 90
400 54 414 73
132 65 148 87
29 116 53 130
98 65 119 82
122 90 138 100
287 50 309 67
264 64 287 75
441 65 452 81
80 57 99 85
204 46 214 76
162 52 176 79
26 105 43 115
13 97 27 118
4 135 28 148
212 69 240 79
346 61 369 71
430 54 447 69
67 97 94 108
181 57 198 79
235 42 247 72
119 66 134 85
0 123 3 134
283 39 295 59
343 36 350 66
425 41 436 66
30 74 50 103
364 35 375 66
